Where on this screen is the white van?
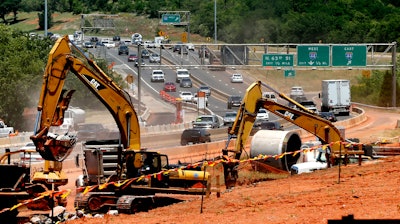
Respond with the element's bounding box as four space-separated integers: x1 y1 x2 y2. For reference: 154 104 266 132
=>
262 92 278 103
176 69 190 83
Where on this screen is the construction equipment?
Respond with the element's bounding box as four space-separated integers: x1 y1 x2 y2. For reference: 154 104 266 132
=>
28 35 210 214
222 81 370 188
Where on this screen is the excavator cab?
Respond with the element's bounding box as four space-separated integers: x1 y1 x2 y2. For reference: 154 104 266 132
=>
125 151 170 188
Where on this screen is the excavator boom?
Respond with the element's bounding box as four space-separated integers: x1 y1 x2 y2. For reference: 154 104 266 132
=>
223 81 361 187
31 36 140 161
228 81 343 158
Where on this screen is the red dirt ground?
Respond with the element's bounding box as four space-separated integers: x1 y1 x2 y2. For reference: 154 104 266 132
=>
62 106 400 224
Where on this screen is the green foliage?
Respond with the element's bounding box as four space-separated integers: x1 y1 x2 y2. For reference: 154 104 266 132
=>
0 24 52 130
352 69 400 107
6 0 400 44
38 10 53 30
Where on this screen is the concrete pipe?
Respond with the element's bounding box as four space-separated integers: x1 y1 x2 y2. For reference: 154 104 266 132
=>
250 130 302 172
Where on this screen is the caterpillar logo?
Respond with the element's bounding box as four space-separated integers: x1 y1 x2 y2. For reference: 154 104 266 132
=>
90 78 101 89
277 109 300 121
284 111 295 120
83 74 105 91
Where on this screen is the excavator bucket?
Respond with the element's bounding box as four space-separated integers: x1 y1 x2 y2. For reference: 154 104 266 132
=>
31 132 77 161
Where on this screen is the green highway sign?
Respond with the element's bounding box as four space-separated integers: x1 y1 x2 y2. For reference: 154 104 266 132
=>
262 54 294 67
162 14 181 23
332 45 367 66
297 45 330 66
284 70 296 77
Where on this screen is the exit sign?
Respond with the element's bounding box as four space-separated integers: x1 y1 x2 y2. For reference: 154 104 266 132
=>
332 45 367 66
262 54 294 67
162 14 181 23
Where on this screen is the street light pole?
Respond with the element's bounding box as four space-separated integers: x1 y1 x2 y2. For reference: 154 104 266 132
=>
214 0 217 44
44 0 48 36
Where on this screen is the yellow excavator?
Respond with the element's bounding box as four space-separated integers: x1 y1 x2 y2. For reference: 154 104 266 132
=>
29 35 210 214
222 81 370 188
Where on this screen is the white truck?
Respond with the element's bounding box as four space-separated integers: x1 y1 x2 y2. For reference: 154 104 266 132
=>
0 120 14 137
175 68 190 83
320 79 351 116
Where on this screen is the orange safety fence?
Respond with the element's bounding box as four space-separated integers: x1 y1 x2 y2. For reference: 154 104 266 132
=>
160 90 177 104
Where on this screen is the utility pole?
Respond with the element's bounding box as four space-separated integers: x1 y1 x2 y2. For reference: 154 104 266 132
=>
214 0 217 44
44 0 48 36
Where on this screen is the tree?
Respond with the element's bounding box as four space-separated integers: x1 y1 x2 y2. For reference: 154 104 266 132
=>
0 0 22 24
0 25 52 130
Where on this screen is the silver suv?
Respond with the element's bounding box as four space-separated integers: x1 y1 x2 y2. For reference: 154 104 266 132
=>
192 115 220 129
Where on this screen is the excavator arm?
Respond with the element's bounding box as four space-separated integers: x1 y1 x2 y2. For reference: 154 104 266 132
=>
31 36 140 162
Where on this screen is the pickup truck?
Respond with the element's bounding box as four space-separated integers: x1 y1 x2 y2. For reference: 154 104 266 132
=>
101 39 116 48
0 120 14 138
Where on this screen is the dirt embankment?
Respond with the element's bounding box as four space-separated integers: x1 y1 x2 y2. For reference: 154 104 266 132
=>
60 106 400 224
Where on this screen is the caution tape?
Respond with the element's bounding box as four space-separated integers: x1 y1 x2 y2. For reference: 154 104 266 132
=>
0 189 71 214
0 140 363 213
75 140 360 195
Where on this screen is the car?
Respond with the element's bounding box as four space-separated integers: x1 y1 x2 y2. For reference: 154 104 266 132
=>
300 100 319 113
90 37 99 43
134 58 146 67
227 95 242 109
176 68 190 83
128 53 138 62
180 77 193 88
223 111 237 126
290 86 304 97
163 82 177 92
173 43 183 52
178 46 189 55
198 85 211 96
141 49 150 58
179 91 194 102
77 123 111 142
113 35 121 41
180 128 211 146
192 93 209 106
192 115 220 129
259 121 283 130
151 69 165 82
19 142 43 164
319 111 338 122
118 45 129 55
149 53 161 63
254 108 269 126
185 43 195 51
83 41 94 48
143 40 155 48
95 41 105 48
263 92 278 103
231 73 243 83
251 121 283 135
101 40 116 48
124 40 132 45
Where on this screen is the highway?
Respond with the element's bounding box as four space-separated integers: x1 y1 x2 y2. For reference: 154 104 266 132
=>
89 43 284 122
